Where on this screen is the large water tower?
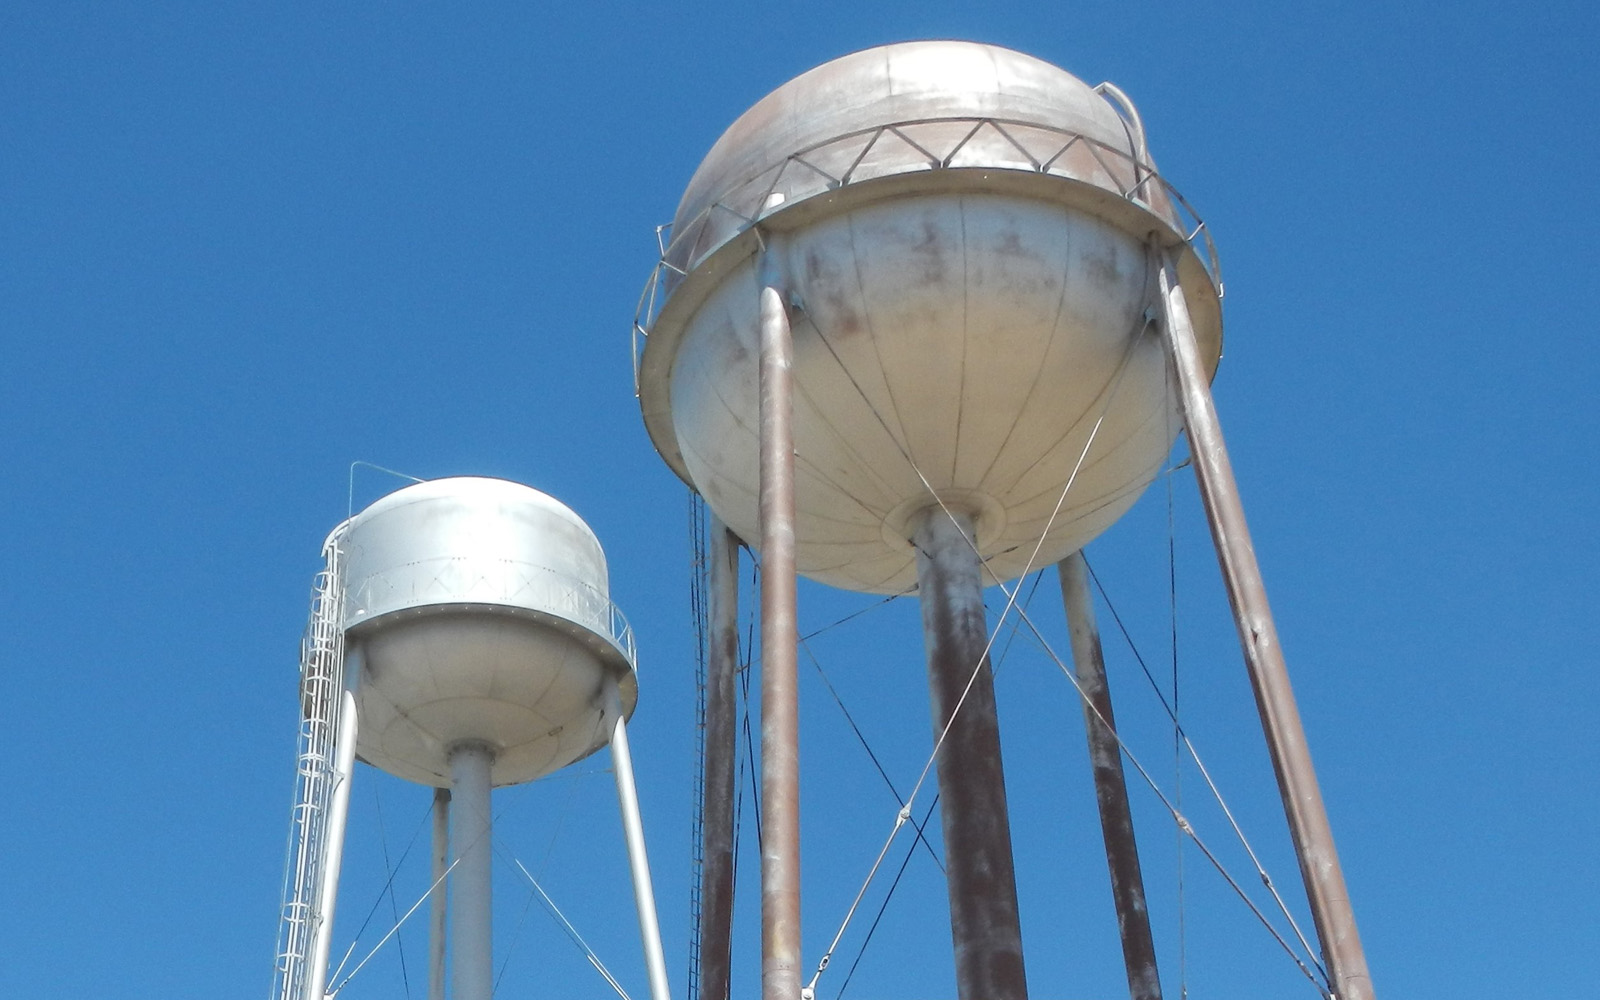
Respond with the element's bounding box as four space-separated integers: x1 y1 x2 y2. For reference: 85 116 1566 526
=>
270 476 671 1000
635 41 1374 1000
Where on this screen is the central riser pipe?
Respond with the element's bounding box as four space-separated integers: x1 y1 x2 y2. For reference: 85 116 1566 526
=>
913 509 1029 1000
449 743 495 1000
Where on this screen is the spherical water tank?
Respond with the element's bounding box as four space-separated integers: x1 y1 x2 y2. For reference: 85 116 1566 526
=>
336 477 637 788
637 41 1223 593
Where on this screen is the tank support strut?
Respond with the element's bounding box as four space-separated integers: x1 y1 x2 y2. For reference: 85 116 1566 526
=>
758 275 803 1000
607 678 674 1000
698 519 741 1000
1058 552 1162 1000
428 787 449 1000
913 508 1029 1000
1156 247 1375 1000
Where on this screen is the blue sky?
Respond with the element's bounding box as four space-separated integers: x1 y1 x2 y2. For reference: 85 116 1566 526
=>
2 2 1594 998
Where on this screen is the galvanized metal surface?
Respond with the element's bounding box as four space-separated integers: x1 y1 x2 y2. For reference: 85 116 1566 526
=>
1157 251 1374 1000
913 509 1028 1000
758 282 804 1000
637 42 1222 594
429 787 449 1000
697 521 741 1000
1058 553 1162 1000
606 678 674 1000
337 477 637 787
448 742 495 1000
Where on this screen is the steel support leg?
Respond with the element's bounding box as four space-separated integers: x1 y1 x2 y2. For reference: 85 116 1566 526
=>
758 279 803 1000
429 787 449 1000
1058 552 1162 1000
1156 248 1374 1000
307 646 361 1000
912 509 1028 1000
607 679 674 1000
449 742 495 1000
699 519 741 1000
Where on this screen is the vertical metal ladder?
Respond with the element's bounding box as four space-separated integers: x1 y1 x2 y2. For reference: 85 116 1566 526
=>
271 535 349 1000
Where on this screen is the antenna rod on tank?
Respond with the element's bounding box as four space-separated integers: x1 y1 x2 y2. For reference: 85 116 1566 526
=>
757 255 804 1000
1058 553 1162 1000
1155 248 1375 1000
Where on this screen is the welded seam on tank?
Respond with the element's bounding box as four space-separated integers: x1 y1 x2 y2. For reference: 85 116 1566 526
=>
785 311 906 516
969 204 1078 490
949 197 970 485
1004 376 1171 511
994 249 1156 498
683 268 903 523
845 211 916 459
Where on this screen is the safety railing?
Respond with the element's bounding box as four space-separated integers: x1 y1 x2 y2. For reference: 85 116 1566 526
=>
632 115 1222 394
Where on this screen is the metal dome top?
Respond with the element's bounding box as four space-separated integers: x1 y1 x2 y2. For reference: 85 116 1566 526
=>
650 40 1214 285
675 40 1132 221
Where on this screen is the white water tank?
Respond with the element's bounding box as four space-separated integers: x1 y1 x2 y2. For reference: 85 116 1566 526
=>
637 41 1223 593
336 477 637 787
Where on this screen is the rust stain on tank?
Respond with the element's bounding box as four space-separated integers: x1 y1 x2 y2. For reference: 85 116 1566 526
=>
803 247 864 339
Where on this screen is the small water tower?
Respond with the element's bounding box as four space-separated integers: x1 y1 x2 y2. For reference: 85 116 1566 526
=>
636 40 1373 1000
271 477 671 1000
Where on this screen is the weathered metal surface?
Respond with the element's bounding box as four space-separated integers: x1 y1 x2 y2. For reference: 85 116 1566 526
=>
698 520 741 1000
637 42 1223 594
1058 552 1162 1000
758 281 804 1000
913 508 1028 1000
1157 250 1374 1000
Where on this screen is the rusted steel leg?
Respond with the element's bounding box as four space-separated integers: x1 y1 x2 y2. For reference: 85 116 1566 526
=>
699 518 741 1000
1058 552 1162 1000
913 508 1029 1000
1156 248 1374 1000
758 280 803 1000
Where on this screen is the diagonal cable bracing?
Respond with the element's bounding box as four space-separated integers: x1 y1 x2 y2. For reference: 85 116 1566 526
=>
510 859 636 1000
799 313 1149 997
1084 554 1328 981
994 592 1333 997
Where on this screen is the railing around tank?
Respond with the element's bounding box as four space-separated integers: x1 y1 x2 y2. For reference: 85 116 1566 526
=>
344 557 637 669
632 115 1221 395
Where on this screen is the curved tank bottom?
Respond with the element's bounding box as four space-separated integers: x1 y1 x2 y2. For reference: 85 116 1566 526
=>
335 477 637 787
669 192 1200 593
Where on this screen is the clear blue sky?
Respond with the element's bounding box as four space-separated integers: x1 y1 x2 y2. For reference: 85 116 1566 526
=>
2 2 1594 998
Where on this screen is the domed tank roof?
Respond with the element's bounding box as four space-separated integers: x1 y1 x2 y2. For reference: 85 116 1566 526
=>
674 40 1134 234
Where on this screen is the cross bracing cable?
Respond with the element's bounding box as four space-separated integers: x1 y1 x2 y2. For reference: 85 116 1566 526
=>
785 269 1324 993
510 859 636 1000
796 304 1149 997
993 594 1333 996
802 561 1046 996
325 799 432 989
324 857 459 998
1084 555 1328 982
